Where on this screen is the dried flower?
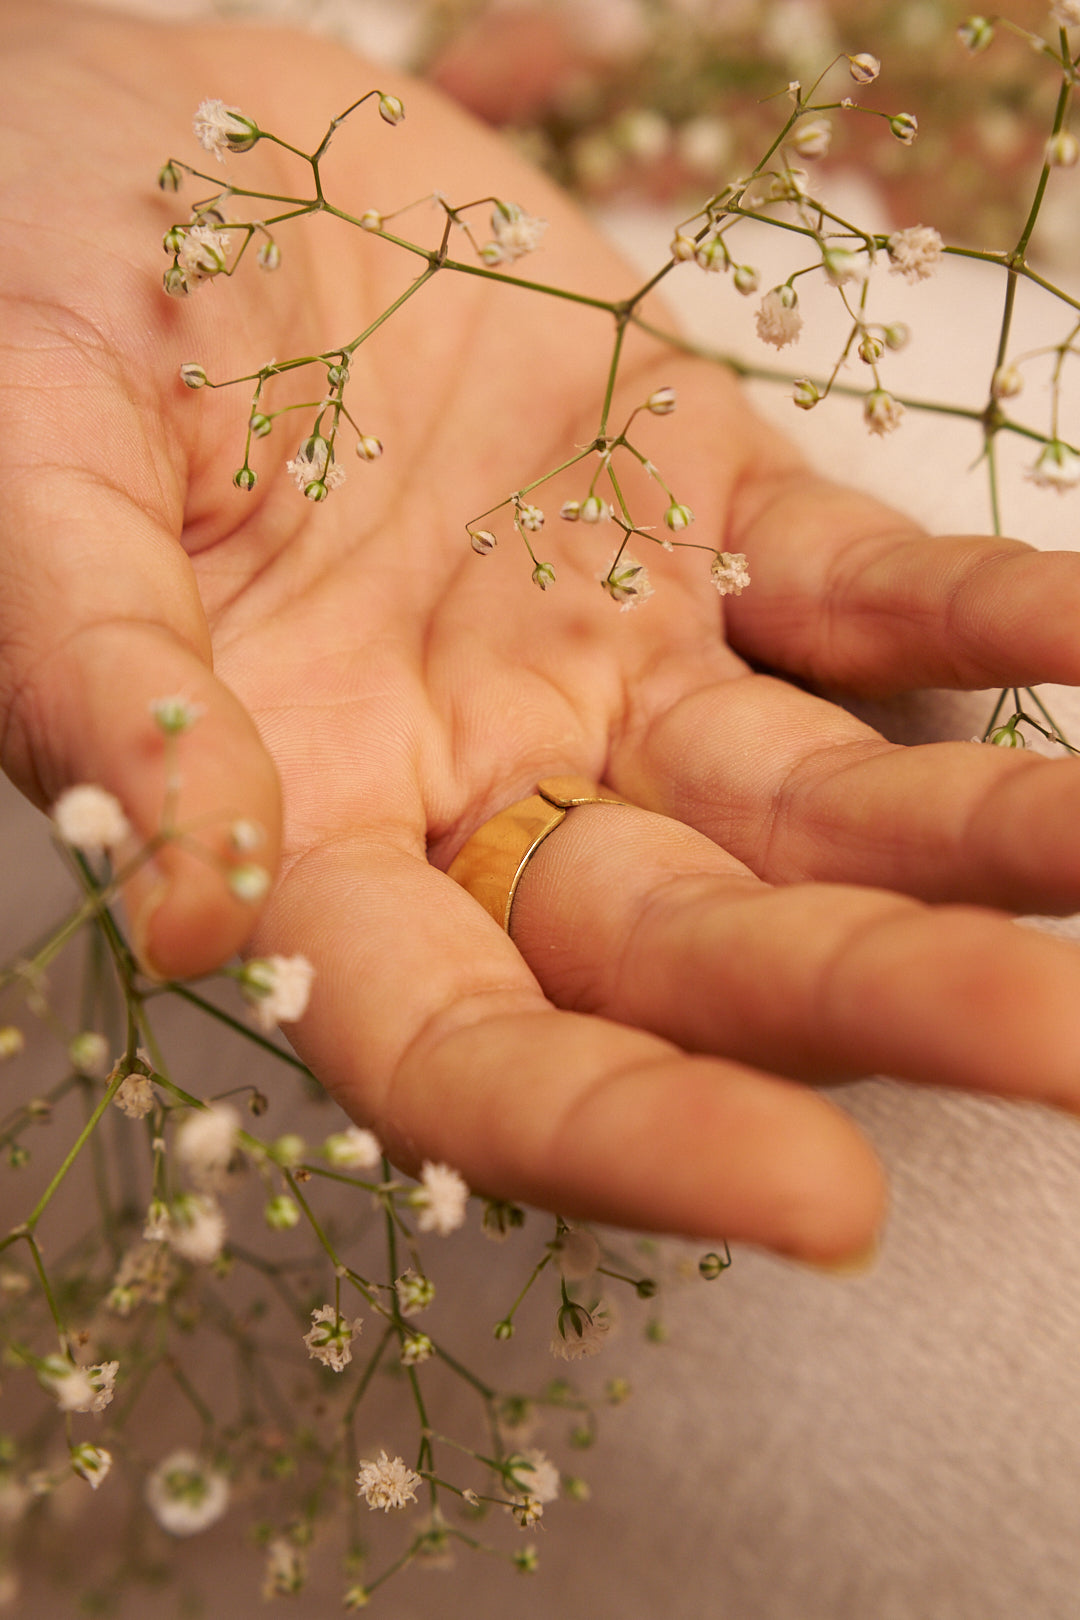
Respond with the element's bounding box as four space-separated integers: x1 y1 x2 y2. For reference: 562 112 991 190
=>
51 786 131 855
755 286 803 349
864 389 905 436
356 1451 422 1512
304 1305 362 1371
240 955 315 1031
412 1162 469 1234
146 1451 230 1536
710 552 751 596
193 99 259 160
887 224 943 281
1027 440 1080 491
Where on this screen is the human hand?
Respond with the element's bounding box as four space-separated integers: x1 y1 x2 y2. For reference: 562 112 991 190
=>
5 3 1080 1265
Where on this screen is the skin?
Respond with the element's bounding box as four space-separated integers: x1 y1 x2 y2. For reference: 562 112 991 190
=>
5 2 1080 1264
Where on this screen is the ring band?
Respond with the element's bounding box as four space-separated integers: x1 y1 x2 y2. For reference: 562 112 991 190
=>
447 775 627 931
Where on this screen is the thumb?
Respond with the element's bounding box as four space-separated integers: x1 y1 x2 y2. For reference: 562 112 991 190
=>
1 475 281 980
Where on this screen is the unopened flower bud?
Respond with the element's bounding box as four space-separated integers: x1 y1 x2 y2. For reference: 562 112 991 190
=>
264 1194 301 1230
847 53 881 84
580 495 608 523
789 118 831 160
646 386 677 415
378 93 405 126
257 239 281 271
883 323 910 351
179 362 208 389
163 225 186 255
792 377 821 410
228 863 272 903
163 266 189 298
732 263 759 295
699 1249 732 1279
670 230 696 261
303 480 329 503
249 413 272 437
531 561 556 591
990 722 1023 747
326 363 349 388
991 364 1023 400
958 16 994 51
890 113 919 146
0 1026 24 1061
823 246 867 286
359 210 383 231
559 500 581 522
494 1319 515 1340
470 529 497 554
157 161 183 193
857 334 884 364
1046 130 1080 168
234 466 257 491
664 502 694 532
355 435 383 461
694 236 727 272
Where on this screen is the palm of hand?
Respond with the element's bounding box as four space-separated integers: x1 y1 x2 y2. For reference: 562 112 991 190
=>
6 7 1080 1260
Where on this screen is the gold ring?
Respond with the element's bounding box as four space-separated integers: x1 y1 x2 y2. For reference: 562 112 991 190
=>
447 775 628 932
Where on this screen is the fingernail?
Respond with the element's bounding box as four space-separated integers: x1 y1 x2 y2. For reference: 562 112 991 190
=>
127 865 169 980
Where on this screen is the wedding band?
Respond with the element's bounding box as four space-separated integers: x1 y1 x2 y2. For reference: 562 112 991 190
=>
447 775 628 931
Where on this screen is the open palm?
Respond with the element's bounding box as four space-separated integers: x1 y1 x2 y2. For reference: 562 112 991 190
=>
6 4 1080 1262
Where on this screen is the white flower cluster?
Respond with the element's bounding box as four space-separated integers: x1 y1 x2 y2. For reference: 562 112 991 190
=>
241 954 316 1031
710 552 751 597
356 1451 422 1512
755 286 803 349
887 224 944 282
193 98 259 161
411 1161 470 1234
39 1356 118 1414
51 785 131 857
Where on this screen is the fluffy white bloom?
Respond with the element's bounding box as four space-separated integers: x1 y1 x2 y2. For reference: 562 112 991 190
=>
304 1305 362 1371
887 224 944 282
483 203 548 264
325 1125 383 1170
146 1451 230 1536
1051 0 1080 24
602 558 653 610
864 390 905 436
174 1104 241 1191
241 955 315 1031
70 1443 112 1491
1027 440 1080 491
710 551 752 597
507 1449 560 1506
551 1304 612 1361
51 786 131 855
167 1194 227 1265
412 1162 469 1235
554 1228 601 1281
286 437 345 496
395 1268 436 1316
193 99 257 160
755 286 803 349
356 1451 422 1512
40 1356 118 1414
177 224 231 282
114 1073 156 1119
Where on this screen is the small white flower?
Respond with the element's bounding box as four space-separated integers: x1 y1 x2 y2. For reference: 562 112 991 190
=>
114 1073 156 1119
146 1450 230 1536
400 1332 434 1365
602 557 653 610
822 246 869 286
150 695 203 734
193 99 258 160
1027 440 1080 491
554 1227 601 1280
755 286 803 349
710 551 751 597
887 224 944 282
864 389 905 436
550 1303 612 1361
69 1031 110 1077
356 1451 422 1512
174 1104 241 1191
40 1356 118 1414
325 1125 383 1170
167 1194 227 1265
70 1443 112 1491
484 203 548 264
412 1162 469 1235
263 1537 307 1599
241 955 315 1031
51 786 131 856
732 263 759 295
789 117 831 160
177 224 231 283
395 1268 436 1316
286 436 345 496
515 502 545 532
304 1304 362 1371
507 1449 560 1506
